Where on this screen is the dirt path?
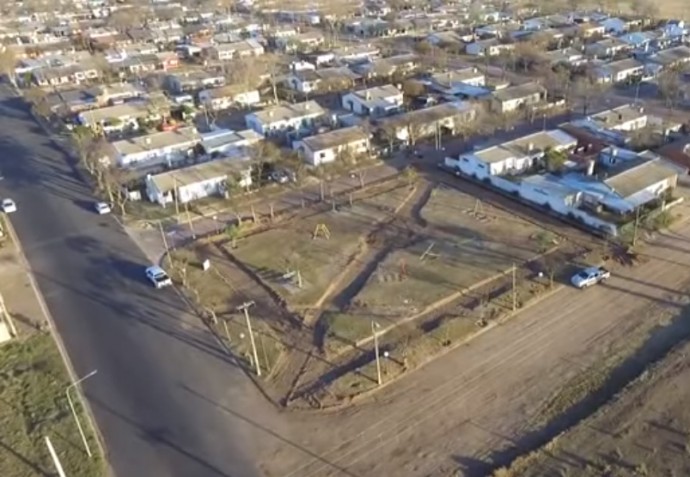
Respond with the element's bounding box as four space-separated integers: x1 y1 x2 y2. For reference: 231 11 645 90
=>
253 220 690 477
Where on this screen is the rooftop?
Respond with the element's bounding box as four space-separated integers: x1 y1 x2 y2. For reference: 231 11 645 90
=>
250 100 325 124
112 127 201 156
378 102 475 129
300 126 369 151
605 158 678 199
492 82 546 102
590 104 646 129
80 100 159 123
430 68 484 87
351 84 401 104
150 157 250 193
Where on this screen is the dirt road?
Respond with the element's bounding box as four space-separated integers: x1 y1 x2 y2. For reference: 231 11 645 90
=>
252 220 690 477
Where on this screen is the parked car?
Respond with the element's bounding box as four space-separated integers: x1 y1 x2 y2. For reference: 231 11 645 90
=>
94 202 111 215
571 266 610 289
145 266 172 289
2 198 17 213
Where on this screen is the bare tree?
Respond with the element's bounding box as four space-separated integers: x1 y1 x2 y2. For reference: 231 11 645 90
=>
657 69 682 110
24 86 52 117
0 47 16 81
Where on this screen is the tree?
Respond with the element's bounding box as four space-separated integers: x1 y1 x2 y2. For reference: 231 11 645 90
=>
544 147 567 173
101 166 132 215
0 47 16 80
401 79 425 103
24 86 51 118
657 69 682 110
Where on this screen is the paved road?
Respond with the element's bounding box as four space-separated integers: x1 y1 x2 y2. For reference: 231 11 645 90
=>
0 85 265 476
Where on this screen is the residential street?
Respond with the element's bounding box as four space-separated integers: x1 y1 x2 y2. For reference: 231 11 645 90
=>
0 85 266 477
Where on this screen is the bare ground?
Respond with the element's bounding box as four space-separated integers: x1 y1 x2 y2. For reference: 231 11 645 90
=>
252 220 690 477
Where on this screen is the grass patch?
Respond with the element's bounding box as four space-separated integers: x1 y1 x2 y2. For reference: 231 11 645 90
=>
0 334 103 477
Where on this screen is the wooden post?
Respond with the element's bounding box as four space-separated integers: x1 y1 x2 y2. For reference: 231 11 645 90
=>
512 264 517 312
320 181 325 201
297 269 303 288
269 203 274 221
358 170 364 188
184 202 196 239
632 207 641 246
223 319 231 343
349 193 353 208
251 205 257 223
173 176 180 220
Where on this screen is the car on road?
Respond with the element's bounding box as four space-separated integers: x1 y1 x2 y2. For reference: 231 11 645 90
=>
95 202 112 215
571 266 611 289
2 198 16 213
145 266 172 289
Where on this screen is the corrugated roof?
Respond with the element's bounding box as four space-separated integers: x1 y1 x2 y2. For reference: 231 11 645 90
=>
300 126 368 152
605 158 677 198
149 157 250 193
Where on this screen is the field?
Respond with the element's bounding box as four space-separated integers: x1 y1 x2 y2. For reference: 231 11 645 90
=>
170 176 603 408
0 335 103 477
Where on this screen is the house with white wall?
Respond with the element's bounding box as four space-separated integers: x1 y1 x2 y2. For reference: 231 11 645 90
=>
491 82 546 114
286 69 322 94
376 101 476 143
200 129 263 156
205 39 264 60
145 157 253 206
78 100 168 133
198 84 261 111
245 100 325 136
428 68 486 95
295 126 370 166
110 126 201 168
341 84 403 117
465 38 515 57
594 58 644 84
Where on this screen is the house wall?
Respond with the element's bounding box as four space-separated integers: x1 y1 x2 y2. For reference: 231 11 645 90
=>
178 176 227 203
303 138 370 166
493 93 541 113
246 113 319 136
119 142 195 168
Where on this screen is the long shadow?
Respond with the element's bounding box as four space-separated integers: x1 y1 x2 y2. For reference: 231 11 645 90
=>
0 440 51 476
478 293 690 475
87 396 240 477
179 384 361 477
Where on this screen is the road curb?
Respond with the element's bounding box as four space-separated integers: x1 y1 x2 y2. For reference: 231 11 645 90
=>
3 215 111 475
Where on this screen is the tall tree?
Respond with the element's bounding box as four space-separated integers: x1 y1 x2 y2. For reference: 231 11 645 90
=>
657 69 682 110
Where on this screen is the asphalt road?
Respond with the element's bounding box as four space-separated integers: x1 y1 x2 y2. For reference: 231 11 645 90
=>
0 86 263 476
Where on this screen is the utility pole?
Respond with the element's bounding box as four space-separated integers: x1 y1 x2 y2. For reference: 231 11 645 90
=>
238 301 261 376
372 321 382 386
513 264 517 312
172 176 180 219
632 207 641 246
45 436 67 477
158 220 170 256
184 201 196 239
66 369 97 458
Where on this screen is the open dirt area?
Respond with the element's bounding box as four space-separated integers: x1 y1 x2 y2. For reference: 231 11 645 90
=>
169 174 609 410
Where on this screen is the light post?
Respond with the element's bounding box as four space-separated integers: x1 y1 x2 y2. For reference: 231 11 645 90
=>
372 321 382 386
66 369 97 458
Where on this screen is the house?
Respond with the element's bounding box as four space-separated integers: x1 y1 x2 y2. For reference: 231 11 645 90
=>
658 137 690 170
589 105 648 132
585 38 630 58
491 82 546 114
466 38 515 57
541 48 586 67
600 151 680 211
341 85 403 117
646 45 690 69
561 104 649 147
333 44 380 64
428 67 486 95
599 17 640 34
286 69 322 94
245 100 326 136
198 84 261 111
156 52 180 71
618 31 656 50
200 129 264 156
145 157 253 206
205 39 264 61
295 126 370 166
426 29 475 47
577 22 606 38
77 100 168 132
276 31 324 52
32 63 100 86
166 69 225 93
352 54 419 80
594 58 644 84
446 129 577 179
376 102 477 143
110 126 201 169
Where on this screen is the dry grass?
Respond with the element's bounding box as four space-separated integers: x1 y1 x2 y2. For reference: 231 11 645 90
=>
0 334 104 477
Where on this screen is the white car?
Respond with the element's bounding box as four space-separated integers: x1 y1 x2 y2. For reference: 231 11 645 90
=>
571 266 611 289
94 202 111 215
2 198 16 213
145 266 172 289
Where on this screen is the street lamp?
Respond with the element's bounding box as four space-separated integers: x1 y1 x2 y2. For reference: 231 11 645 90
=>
66 369 97 458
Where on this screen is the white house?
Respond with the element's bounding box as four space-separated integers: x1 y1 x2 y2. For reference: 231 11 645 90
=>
200 129 264 156
465 39 515 57
377 101 477 143
245 100 325 136
286 69 322 94
341 84 403 117
594 58 644 84
445 129 577 180
110 126 201 168
589 105 648 131
295 126 370 166
491 82 546 114
145 157 253 206
428 68 486 95
205 39 265 60
198 84 261 110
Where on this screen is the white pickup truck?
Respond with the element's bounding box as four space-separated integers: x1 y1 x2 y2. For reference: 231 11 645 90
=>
570 266 611 289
